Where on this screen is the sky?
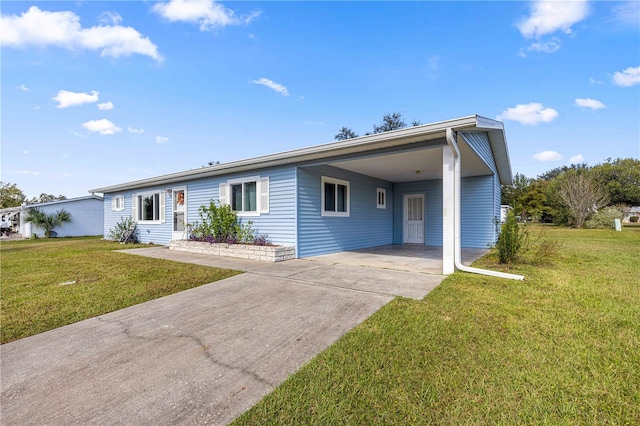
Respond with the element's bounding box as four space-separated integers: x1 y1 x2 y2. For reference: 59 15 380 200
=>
2 0 639 199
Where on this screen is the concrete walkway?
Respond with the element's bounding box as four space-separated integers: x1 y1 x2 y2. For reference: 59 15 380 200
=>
1 247 445 426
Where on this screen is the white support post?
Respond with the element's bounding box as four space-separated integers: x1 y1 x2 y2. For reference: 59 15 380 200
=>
442 146 456 275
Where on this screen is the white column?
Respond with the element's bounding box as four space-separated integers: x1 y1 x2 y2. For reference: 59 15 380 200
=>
442 147 455 274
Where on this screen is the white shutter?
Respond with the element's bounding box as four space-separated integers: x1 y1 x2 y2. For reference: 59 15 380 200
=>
111 196 117 211
219 183 228 206
159 192 166 223
132 195 138 222
260 177 269 214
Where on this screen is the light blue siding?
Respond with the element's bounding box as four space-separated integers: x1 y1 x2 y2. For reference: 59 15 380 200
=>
30 197 103 238
460 131 502 246
460 176 498 248
297 165 393 258
103 166 296 246
392 180 443 246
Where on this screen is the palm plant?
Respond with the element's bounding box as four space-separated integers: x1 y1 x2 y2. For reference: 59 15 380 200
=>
25 208 72 238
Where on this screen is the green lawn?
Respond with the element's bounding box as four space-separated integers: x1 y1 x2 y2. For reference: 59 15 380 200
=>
234 226 640 425
0 237 240 344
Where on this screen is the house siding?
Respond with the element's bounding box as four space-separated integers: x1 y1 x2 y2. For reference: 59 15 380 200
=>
30 197 103 238
103 166 296 246
392 180 443 246
296 165 393 258
460 176 497 248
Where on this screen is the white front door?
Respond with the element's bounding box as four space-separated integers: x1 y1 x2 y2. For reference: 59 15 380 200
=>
172 188 186 240
403 194 424 244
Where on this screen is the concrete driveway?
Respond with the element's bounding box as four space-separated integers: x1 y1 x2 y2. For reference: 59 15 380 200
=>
1 247 445 425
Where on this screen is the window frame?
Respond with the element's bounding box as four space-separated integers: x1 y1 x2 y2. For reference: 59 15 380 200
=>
112 194 125 212
321 176 350 217
227 176 261 217
377 188 387 209
134 191 165 224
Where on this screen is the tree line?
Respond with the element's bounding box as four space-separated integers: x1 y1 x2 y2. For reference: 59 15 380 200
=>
502 158 640 228
0 182 67 209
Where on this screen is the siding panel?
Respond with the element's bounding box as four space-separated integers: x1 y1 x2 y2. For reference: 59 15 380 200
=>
297 165 393 258
30 197 103 238
460 175 497 248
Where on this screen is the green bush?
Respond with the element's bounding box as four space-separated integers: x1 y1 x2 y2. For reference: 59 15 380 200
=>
584 206 623 229
496 210 526 266
108 216 137 242
190 200 270 245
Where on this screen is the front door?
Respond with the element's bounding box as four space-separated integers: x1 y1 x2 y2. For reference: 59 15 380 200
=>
172 188 186 240
403 194 424 244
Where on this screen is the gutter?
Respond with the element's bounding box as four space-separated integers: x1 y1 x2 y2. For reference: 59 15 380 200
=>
445 128 525 281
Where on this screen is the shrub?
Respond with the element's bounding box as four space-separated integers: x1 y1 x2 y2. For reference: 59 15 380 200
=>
108 216 138 243
584 206 623 229
25 208 72 238
496 210 526 265
189 200 271 245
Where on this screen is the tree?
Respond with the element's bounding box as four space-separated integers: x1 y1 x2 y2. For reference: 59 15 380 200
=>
537 163 588 181
558 172 609 229
501 173 532 210
25 208 72 237
590 158 640 206
27 193 67 205
0 182 26 209
334 127 358 141
372 112 407 134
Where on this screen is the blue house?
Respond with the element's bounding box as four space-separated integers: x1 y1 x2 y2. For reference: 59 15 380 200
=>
90 115 513 275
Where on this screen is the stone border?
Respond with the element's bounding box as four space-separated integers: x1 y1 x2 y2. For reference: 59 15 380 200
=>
169 240 295 263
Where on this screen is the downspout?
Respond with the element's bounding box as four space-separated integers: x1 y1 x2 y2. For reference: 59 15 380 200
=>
445 128 525 281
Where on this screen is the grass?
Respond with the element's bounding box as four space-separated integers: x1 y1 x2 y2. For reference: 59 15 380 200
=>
0 237 240 344
234 226 640 425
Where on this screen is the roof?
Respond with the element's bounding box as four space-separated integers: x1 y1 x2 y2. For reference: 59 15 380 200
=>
90 115 513 193
1 195 104 212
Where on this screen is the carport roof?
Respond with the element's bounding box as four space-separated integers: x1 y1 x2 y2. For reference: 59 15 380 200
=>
90 115 513 193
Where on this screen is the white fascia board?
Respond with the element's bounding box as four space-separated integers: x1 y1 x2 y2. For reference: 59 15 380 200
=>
27 195 104 208
90 115 484 194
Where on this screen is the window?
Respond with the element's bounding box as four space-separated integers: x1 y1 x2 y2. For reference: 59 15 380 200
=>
133 191 165 223
111 195 124 211
378 188 387 209
219 176 269 216
322 176 350 217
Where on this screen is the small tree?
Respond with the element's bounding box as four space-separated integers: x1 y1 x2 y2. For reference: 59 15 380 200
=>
496 210 526 265
558 172 609 228
372 112 407 134
334 127 358 141
25 208 72 237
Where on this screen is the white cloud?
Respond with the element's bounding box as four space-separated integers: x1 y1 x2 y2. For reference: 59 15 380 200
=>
533 151 562 162
527 38 561 54
18 170 39 176
589 77 603 85
517 0 590 38
155 136 169 144
497 102 559 125
97 101 114 111
99 11 123 26
251 77 289 96
16 84 29 91
574 98 606 110
0 6 162 61
128 127 144 134
152 0 260 31
23 150 29 155
612 1 640 26
53 90 99 108
33 105 41 110
612 66 640 87
82 119 122 135
569 154 584 164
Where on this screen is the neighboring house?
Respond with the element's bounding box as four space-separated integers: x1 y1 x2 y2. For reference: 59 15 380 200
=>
91 115 513 275
622 206 640 223
1 195 104 238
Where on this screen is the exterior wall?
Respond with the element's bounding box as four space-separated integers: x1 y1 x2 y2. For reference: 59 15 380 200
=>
460 175 498 248
296 165 393 258
392 180 443 246
103 166 297 245
30 197 103 238
460 131 502 246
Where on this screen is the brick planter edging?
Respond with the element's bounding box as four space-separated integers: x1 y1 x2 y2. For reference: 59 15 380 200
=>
169 240 295 263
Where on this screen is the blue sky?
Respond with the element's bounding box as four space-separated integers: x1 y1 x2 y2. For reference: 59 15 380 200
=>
2 0 639 199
